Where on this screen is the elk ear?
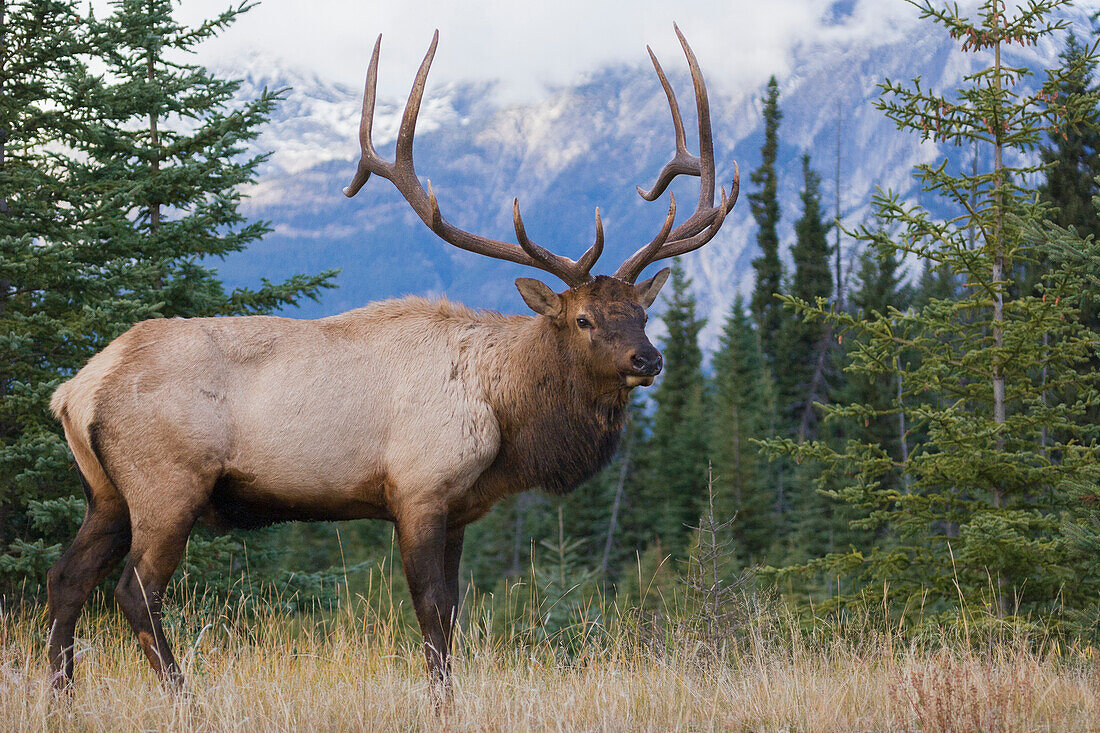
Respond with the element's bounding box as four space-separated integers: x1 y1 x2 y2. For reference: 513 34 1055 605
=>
515 278 563 317
634 267 671 308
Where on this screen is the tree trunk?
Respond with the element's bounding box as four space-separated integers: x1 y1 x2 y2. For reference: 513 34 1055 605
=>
0 0 10 549
509 494 528 578
599 434 633 577
897 356 911 493
798 324 833 442
991 23 1009 618
147 6 160 234
834 100 843 309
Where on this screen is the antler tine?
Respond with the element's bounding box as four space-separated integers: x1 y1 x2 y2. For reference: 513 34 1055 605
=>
636 47 698 202
511 199 556 271
512 200 600 287
660 185 730 260
575 208 604 274
728 161 740 211
395 30 438 166
343 34 384 198
614 194 678 282
344 31 603 288
663 156 738 240
425 180 444 229
643 175 737 274
614 26 736 283
676 23 715 209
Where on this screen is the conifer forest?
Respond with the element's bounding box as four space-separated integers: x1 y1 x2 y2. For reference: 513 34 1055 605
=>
2 0 1100 728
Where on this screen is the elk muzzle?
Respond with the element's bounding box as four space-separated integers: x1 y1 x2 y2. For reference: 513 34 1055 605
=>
624 347 662 387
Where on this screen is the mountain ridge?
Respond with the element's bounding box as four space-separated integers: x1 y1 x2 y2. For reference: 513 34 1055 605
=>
210 18 1070 349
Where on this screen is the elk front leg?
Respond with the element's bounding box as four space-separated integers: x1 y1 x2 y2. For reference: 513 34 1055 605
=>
396 512 458 687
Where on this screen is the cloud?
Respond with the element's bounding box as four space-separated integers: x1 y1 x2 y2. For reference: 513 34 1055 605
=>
84 0 931 102
85 0 1100 104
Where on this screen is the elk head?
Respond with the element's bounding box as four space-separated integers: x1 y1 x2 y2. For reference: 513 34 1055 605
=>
344 25 738 389
515 273 668 388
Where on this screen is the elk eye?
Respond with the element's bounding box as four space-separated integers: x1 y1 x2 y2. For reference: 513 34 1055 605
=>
576 316 593 329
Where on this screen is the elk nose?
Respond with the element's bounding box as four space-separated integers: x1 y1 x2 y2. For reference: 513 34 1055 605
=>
631 351 663 376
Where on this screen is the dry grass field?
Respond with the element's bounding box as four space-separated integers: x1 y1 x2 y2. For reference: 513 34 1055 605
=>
2 581 1099 732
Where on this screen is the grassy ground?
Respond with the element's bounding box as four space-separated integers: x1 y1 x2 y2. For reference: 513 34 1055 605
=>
2 586 1099 732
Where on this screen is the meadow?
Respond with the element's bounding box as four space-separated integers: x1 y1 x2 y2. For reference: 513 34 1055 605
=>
2 573 1098 733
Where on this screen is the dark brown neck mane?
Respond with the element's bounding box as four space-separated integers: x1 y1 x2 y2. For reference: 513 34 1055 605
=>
476 315 630 497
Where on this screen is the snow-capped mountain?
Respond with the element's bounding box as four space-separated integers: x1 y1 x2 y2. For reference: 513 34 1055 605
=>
211 16 1069 349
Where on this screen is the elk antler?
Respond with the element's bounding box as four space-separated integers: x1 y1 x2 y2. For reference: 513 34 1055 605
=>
344 32 604 288
612 24 739 284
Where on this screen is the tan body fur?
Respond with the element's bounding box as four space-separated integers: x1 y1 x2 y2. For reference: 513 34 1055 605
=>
53 297 631 530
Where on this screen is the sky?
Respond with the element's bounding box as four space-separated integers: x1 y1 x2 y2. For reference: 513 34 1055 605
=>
110 0 930 102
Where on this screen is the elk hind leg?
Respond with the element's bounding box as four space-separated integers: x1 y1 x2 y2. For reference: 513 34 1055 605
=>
113 501 202 689
46 477 131 688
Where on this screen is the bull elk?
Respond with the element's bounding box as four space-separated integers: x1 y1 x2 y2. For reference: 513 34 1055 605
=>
46 25 737 690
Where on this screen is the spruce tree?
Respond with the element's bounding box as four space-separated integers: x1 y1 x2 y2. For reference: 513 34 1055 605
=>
801 248 914 566
613 397 659 570
778 153 834 439
708 295 776 564
1039 32 1100 243
772 155 836 578
844 247 913 475
1043 223 1100 635
1038 30 1100 427
779 157 848 568
642 261 707 558
749 76 784 361
912 256 957 308
461 494 530 588
0 0 335 591
86 0 335 318
762 0 1100 625
564 401 647 580
0 0 102 583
